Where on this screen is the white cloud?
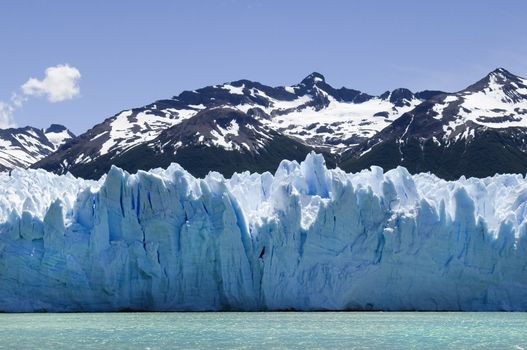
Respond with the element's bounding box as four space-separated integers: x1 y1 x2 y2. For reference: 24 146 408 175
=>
0 101 16 128
10 93 26 108
21 64 81 102
0 93 26 128
0 64 81 129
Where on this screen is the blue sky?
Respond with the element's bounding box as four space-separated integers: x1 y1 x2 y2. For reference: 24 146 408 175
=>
1 0 526 134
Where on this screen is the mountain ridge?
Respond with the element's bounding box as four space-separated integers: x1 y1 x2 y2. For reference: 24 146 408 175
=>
0 124 74 171
31 71 447 178
2 67 526 180
340 68 527 179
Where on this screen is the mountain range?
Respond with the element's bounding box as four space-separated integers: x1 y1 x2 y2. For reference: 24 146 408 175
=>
2 68 527 179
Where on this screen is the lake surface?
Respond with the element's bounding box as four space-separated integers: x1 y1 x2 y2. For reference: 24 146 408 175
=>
0 312 525 349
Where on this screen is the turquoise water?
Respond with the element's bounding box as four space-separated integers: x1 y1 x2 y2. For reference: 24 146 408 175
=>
0 312 525 349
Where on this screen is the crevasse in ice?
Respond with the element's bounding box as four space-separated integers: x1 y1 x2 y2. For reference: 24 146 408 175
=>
0 153 526 311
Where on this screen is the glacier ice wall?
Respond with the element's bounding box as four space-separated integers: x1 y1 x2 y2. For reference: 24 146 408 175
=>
0 153 526 311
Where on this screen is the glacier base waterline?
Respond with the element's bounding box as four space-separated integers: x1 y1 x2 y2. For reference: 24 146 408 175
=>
0 153 526 312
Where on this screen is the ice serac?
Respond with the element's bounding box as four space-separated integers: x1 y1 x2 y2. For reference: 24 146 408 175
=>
1 153 527 311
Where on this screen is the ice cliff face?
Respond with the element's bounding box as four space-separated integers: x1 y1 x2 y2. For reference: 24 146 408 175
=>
0 153 526 312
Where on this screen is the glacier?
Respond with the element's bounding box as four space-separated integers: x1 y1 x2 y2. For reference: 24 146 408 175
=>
0 152 526 312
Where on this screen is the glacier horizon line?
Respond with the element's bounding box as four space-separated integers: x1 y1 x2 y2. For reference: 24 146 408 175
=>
5 151 527 224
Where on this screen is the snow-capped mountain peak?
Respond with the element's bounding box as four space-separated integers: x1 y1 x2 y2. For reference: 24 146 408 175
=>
0 124 74 171
44 124 75 149
372 67 527 144
299 72 326 86
488 67 518 80
341 68 527 179
437 68 527 131
466 67 526 92
380 88 416 107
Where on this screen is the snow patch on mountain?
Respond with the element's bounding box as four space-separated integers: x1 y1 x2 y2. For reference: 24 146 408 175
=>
222 84 245 95
100 110 182 155
458 76 527 128
263 95 421 149
45 129 71 148
210 119 241 150
434 69 527 137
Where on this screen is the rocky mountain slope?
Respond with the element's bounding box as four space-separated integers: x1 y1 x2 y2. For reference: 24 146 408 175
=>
341 68 527 179
0 124 74 171
33 73 441 178
37 108 324 179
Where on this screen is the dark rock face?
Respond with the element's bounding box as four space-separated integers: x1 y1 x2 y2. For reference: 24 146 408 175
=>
389 88 415 107
45 124 69 134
